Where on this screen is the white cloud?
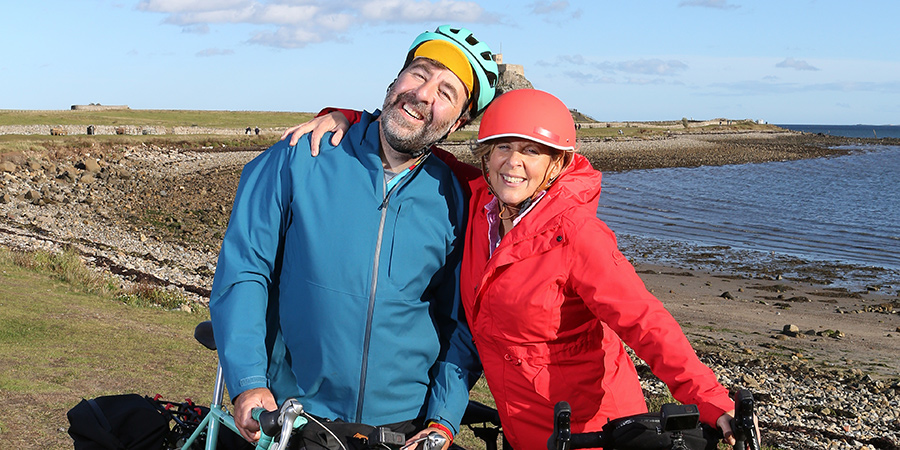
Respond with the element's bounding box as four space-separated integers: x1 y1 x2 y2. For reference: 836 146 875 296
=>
617 59 688 76
563 70 615 84
528 0 582 22
775 57 820 71
137 0 487 48
707 79 900 96
137 0 251 14
196 48 236 57
678 0 740 10
530 0 569 15
358 0 482 21
249 26 327 48
543 55 688 76
182 23 210 34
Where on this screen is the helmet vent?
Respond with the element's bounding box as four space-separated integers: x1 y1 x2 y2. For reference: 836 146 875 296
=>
485 71 497 87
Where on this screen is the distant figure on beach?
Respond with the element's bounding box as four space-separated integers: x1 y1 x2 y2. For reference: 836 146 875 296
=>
245 126 252 135
254 126 260 136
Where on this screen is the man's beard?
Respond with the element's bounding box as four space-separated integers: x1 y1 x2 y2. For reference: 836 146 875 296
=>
380 90 456 157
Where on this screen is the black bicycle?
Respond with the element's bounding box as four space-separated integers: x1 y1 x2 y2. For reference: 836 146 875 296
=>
547 389 761 450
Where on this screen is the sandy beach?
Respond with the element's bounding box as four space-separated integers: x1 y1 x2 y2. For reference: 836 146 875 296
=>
1 128 898 448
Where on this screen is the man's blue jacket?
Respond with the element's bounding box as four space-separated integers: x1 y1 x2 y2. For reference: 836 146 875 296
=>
209 111 480 433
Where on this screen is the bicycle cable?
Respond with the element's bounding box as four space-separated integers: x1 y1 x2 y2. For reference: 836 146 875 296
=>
300 412 349 450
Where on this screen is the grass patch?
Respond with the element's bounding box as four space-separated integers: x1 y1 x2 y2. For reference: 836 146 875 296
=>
0 247 216 448
0 133 282 159
3 246 118 297
0 109 316 128
117 282 193 310
0 110 782 158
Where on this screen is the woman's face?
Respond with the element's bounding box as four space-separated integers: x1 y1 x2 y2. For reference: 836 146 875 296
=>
487 139 562 206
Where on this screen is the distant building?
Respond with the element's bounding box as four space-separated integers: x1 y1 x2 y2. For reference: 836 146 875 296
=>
71 104 130 111
492 53 533 95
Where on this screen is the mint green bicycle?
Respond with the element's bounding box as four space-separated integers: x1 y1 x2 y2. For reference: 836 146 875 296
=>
178 321 308 450
180 321 448 450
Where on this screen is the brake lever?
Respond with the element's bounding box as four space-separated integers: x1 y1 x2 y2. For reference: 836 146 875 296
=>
401 432 447 450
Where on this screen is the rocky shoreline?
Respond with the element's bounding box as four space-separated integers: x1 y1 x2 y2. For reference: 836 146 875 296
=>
2 129 898 449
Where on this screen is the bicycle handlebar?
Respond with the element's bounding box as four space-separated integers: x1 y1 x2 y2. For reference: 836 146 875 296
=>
251 399 306 450
252 407 283 437
549 401 606 450
548 389 761 450
549 401 571 450
731 389 761 450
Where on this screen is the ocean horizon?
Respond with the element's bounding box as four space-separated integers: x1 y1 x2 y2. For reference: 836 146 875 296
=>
776 124 900 139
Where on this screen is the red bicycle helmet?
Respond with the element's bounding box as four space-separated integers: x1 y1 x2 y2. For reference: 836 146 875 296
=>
477 89 576 151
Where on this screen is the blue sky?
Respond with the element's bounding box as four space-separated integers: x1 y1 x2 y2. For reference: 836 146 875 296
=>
3 0 898 124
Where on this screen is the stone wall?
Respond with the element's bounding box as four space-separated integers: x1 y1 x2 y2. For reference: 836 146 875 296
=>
498 63 524 77
0 125 272 136
70 104 130 111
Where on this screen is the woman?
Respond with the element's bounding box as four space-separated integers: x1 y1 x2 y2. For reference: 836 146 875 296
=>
285 89 748 449
459 89 735 449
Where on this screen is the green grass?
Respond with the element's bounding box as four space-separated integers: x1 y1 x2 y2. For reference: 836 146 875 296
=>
0 109 785 165
0 109 316 128
0 247 216 449
0 133 283 157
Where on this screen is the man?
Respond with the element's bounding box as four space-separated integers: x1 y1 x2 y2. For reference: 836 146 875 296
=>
209 25 499 447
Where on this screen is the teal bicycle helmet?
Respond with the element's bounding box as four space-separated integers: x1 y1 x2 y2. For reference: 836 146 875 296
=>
405 25 499 117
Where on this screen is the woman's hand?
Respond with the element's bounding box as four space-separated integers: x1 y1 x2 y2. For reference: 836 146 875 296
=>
403 425 452 450
279 111 350 156
716 409 761 448
716 411 737 446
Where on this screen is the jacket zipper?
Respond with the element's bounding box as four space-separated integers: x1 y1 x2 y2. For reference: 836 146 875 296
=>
355 153 428 422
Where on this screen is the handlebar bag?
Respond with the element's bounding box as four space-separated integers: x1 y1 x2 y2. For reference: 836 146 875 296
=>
67 394 168 450
601 413 718 450
296 417 379 450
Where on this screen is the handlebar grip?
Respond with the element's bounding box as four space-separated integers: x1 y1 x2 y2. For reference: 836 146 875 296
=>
731 421 745 450
732 389 760 450
549 401 572 450
568 432 605 450
252 407 282 437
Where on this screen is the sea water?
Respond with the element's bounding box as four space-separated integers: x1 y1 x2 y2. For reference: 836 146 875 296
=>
777 124 900 139
598 138 899 291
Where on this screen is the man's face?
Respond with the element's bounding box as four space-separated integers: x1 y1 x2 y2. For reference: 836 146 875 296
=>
380 58 469 156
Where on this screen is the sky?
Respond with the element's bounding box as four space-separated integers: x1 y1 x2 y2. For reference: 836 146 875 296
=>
3 0 899 125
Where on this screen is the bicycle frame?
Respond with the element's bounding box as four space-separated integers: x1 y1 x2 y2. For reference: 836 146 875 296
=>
179 361 308 450
183 321 488 450
179 361 229 450
183 322 308 450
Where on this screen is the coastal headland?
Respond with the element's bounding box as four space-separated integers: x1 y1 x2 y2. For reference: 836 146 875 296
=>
1 124 898 449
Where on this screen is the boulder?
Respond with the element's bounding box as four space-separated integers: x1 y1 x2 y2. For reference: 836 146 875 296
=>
79 159 102 173
782 324 800 337
24 190 41 203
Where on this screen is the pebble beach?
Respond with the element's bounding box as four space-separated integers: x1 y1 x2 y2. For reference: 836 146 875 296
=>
1 129 898 449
